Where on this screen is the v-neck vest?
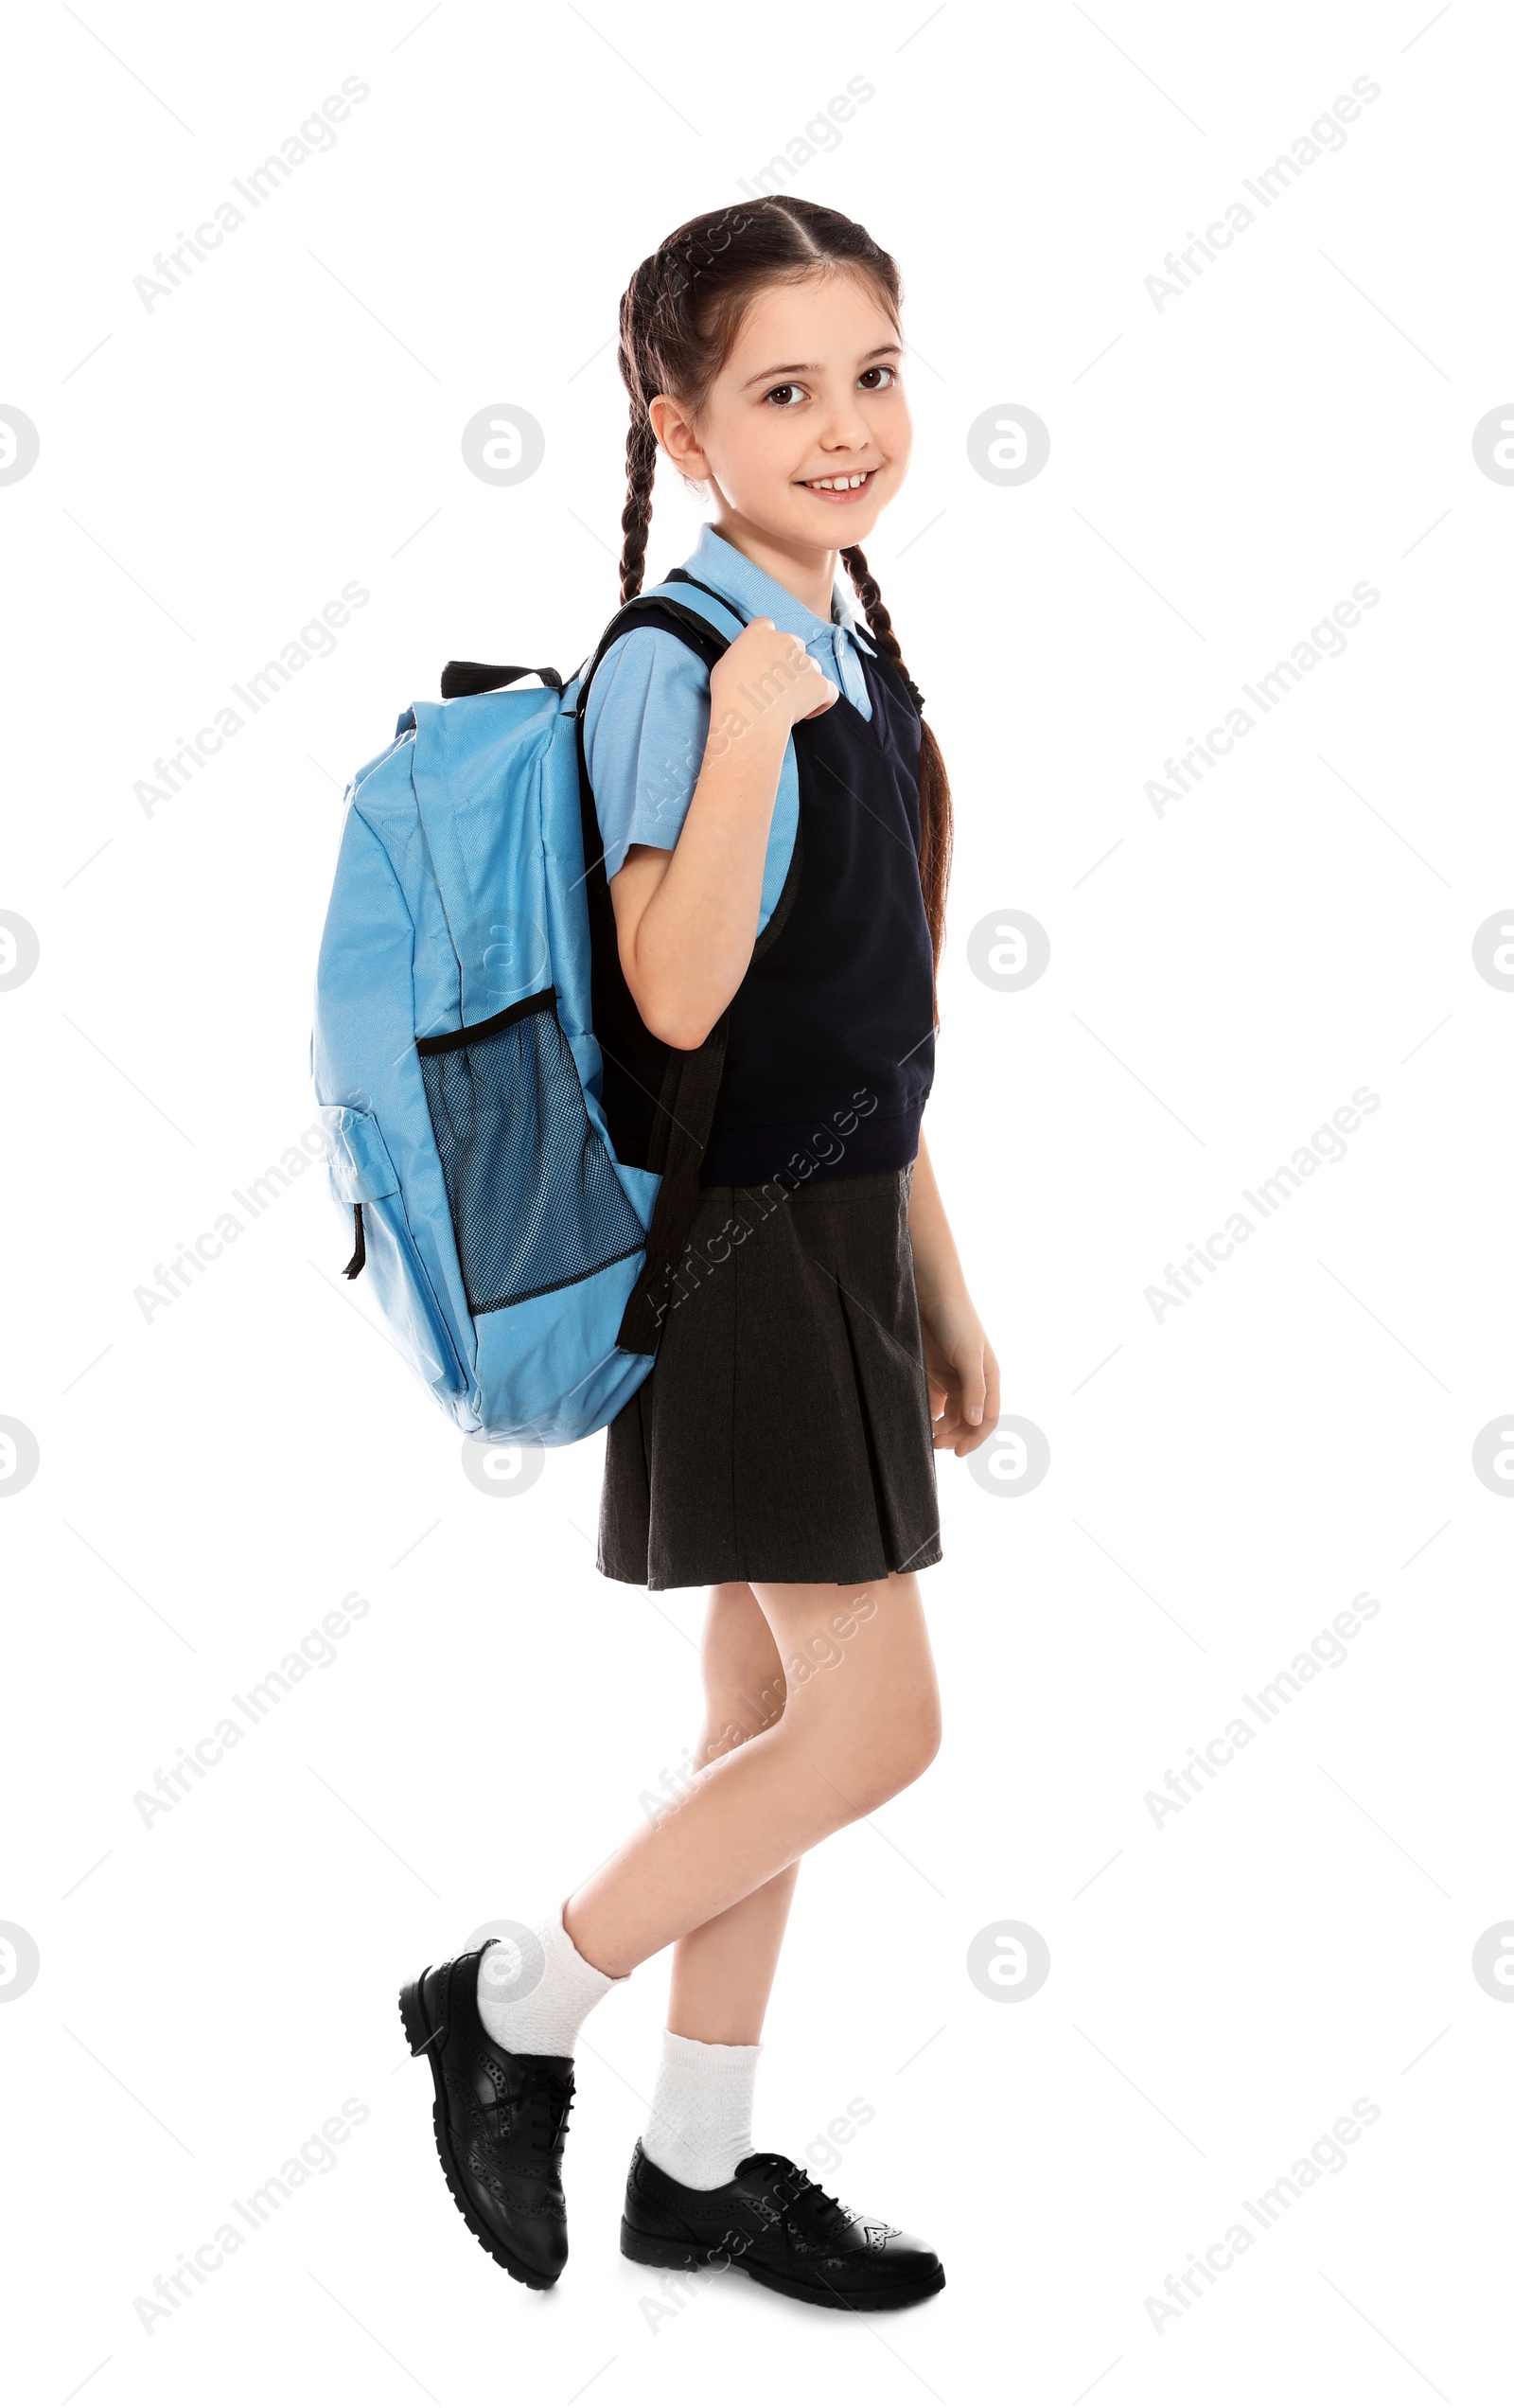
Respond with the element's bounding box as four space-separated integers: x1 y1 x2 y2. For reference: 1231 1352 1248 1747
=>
590 604 936 1191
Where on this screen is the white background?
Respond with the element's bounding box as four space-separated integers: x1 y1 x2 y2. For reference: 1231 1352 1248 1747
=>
3 2 1510 2401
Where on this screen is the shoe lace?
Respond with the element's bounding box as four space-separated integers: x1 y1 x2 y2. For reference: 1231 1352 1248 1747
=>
745 2154 849 2230
518 2070 574 2156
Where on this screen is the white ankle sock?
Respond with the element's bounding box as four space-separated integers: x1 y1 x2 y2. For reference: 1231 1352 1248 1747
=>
475 1908 624 2059
642 2029 763 2190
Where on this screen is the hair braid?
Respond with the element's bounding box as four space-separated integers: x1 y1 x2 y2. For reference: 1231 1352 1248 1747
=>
842 544 953 980
616 259 663 603
618 414 657 604
839 543 903 674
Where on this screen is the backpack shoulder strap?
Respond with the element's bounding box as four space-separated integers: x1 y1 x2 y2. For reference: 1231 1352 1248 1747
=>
573 575 748 715
572 579 752 1357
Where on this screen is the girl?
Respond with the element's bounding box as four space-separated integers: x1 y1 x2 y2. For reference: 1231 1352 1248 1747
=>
401 199 998 2312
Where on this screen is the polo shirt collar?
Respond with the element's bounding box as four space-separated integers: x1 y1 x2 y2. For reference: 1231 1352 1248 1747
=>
678 522 875 654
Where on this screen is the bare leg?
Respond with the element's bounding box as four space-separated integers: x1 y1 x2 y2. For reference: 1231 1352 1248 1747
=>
565 1570 940 1979
666 1583 798 2046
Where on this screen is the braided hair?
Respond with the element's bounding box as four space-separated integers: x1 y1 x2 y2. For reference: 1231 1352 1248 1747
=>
614 199 953 971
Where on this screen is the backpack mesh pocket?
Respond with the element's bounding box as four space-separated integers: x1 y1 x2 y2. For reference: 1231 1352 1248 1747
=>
418 989 646 1315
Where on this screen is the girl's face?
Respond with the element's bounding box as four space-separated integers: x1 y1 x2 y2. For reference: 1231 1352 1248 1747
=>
652 269 912 555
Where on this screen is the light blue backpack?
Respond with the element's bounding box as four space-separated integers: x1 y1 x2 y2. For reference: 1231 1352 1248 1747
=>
310 575 792 1444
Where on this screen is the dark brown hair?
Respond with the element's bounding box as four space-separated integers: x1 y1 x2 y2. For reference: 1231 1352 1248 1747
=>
614 199 952 971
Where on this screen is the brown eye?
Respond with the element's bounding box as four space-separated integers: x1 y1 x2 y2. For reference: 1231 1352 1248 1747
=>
858 365 896 391
765 383 803 407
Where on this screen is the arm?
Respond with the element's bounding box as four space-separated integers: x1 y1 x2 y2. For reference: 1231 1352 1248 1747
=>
607 618 836 1049
907 1130 1000 1456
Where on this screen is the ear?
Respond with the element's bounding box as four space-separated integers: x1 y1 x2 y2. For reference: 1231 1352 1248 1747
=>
648 393 712 483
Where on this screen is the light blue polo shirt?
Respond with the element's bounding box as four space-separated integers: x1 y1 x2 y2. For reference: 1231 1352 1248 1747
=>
582 522 876 891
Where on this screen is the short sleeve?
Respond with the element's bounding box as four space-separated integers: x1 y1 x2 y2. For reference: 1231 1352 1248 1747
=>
582 627 711 882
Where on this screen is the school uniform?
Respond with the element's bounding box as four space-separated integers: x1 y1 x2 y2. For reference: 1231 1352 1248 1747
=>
583 527 942 1590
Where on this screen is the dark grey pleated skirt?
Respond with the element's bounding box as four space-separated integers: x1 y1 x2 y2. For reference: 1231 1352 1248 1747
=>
597 1164 942 1591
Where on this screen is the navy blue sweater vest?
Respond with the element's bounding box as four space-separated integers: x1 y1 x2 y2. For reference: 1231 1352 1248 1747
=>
587 603 936 1191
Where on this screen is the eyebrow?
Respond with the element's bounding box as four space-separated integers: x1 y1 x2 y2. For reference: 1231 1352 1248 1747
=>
740 343 902 391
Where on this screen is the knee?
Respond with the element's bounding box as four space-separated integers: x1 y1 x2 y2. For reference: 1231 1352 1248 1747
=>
874 1699 942 1805
825 1695 942 1817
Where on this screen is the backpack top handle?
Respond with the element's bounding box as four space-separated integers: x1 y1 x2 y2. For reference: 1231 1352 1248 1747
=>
439 661 564 699
439 575 749 711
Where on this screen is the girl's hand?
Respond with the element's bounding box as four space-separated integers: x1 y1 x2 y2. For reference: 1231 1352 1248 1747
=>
711 616 838 736
919 1293 1000 1456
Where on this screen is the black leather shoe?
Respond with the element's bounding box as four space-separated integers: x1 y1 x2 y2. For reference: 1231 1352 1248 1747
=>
399 1944 574 2289
621 2140 944 2310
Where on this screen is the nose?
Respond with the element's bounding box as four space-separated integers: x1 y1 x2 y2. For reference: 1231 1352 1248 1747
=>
816 391 873 452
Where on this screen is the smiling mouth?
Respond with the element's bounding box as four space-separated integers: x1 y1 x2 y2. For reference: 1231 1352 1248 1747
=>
797 468 879 498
